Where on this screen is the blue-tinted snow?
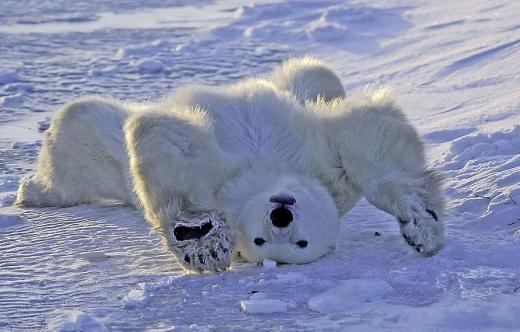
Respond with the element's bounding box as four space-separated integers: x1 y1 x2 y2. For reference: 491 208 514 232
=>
0 0 519 330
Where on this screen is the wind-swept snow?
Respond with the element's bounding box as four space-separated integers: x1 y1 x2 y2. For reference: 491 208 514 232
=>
0 0 519 330
0 214 25 229
307 279 394 314
46 310 107 332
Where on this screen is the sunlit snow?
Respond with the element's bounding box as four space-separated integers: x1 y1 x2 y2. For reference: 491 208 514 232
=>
1 0 519 330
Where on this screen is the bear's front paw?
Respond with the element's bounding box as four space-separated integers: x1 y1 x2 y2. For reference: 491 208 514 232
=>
398 208 444 256
167 211 235 272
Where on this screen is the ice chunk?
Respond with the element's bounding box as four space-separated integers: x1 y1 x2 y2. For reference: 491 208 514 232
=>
240 292 293 314
122 289 149 308
131 59 165 74
262 258 277 269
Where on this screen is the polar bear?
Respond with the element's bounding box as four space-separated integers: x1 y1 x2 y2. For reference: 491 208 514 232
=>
16 57 445 272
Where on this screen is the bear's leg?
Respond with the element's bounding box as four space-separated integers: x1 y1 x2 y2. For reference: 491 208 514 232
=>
124 112 234 272
16 97 137 207
271 57 345 104
331 95 446 255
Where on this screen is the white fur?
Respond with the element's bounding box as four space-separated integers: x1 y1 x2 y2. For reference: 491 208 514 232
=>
16 57 446 271
16 97 137 207
271 56 346 104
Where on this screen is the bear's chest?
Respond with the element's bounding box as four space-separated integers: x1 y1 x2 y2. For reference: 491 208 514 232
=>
209 105 309 168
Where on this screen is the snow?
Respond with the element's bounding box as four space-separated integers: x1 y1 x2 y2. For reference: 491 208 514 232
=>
0 214 25 229
240 292 295 314
46 310 107 332
308 279 394 314
4 82 34 92
0 94 25 107
274 272 311 284
0 0 519 330
116 40 169 58
0 70 21 85
218 2 412 54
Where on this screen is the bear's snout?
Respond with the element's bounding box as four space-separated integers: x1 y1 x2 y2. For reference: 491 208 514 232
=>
270 206 293 228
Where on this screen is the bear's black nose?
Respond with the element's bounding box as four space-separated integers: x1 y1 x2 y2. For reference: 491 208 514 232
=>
270 207 293 228
269 194 296 206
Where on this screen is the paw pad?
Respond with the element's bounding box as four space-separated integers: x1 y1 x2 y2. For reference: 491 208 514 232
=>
167 211 235 272
173 221 213 241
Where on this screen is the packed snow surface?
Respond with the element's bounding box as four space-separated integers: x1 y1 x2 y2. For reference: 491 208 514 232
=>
0 214 25 229
0 0 519 330
46 310 107 332
307 279 394 314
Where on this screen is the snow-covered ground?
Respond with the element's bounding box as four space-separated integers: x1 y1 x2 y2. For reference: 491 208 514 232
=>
1 0 519 330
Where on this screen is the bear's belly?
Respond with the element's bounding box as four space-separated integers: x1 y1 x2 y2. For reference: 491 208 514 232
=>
211 110 307 167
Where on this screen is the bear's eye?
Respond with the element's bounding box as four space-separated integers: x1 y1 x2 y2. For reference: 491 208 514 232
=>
296 240 308 248
254 238 266 246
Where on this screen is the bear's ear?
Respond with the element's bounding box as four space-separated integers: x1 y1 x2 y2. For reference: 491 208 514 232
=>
270 57 345 105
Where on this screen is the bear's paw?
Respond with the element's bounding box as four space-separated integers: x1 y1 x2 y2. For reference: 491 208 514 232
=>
168 211 235 272
398 207 443 256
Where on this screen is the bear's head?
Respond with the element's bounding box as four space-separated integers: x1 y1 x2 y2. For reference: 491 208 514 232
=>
220 171 340 264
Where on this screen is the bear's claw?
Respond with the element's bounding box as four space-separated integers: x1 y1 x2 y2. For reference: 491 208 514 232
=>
398 207 443 256
168 211 235 272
